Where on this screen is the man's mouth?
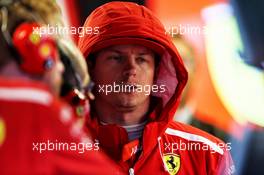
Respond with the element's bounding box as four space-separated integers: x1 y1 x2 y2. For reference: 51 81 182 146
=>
124 84 138 92
117 82 139 93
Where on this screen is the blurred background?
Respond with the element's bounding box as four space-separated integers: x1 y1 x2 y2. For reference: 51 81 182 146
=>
56 0 264 174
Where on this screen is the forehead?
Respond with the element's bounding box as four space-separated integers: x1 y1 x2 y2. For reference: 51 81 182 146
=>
98 44 154 55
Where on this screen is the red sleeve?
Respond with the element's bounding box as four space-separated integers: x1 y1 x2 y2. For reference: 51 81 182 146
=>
0 80 122 174
33 100 123 174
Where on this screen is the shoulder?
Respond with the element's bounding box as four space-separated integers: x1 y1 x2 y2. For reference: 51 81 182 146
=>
0 77 73 119
0 77 54 106
167 121 224 143
163 121 228 155
0 77 77 135
158 121 235 174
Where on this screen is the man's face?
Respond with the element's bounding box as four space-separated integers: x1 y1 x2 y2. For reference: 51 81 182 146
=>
91 44 155 111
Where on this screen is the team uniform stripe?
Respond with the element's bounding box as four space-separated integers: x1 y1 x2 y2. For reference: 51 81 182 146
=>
0 87 52 106
165 127 224 155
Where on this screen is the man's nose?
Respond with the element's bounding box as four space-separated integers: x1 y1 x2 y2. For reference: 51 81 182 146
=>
122 57 137 77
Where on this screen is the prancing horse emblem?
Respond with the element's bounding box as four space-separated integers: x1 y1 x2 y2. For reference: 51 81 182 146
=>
162 153 180 175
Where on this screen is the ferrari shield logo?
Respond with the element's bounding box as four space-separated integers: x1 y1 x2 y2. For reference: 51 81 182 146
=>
162 153 180 175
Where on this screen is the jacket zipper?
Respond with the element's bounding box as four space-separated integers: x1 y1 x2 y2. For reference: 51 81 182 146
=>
129 168 134 175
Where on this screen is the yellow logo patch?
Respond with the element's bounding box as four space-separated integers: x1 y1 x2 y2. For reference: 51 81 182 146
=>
0 117 6 146
163 153 180 175
39 44 51 57
29 33 41 45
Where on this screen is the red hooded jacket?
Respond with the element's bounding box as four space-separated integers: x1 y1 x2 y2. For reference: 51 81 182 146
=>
78 2 235 175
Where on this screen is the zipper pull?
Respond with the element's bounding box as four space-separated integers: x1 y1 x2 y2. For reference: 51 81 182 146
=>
129 168 134 175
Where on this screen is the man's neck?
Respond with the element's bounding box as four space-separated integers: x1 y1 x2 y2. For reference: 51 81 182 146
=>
0 61 29 79
94 97 150 126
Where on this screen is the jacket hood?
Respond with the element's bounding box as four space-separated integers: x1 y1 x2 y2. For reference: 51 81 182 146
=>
78 1 188 122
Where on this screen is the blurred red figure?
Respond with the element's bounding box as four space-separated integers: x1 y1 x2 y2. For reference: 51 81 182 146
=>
78 2 235 175
0 1 123 174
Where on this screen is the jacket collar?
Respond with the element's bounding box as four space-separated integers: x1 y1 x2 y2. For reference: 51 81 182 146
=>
85 97 165 163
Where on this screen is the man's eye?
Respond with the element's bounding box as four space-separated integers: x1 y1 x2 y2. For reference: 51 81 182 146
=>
108 56 122 62
137 57 147 63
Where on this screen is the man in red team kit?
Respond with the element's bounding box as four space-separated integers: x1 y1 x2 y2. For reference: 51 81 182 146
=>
78 2 235 175
0 0 123 174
